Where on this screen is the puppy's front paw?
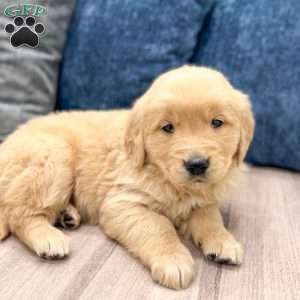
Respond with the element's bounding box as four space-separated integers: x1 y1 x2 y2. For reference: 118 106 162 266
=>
196 232 242 266
151 248 194 290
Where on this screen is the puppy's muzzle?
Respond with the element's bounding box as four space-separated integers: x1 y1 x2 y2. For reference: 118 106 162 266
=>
184 156 209 176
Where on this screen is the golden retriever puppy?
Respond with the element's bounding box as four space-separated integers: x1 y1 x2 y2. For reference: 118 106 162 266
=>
0 66 254 289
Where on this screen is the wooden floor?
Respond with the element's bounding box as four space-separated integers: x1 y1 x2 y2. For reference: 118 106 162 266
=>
0 166 299 300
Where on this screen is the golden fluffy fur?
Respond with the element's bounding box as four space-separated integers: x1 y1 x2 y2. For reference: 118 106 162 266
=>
0 66 254 289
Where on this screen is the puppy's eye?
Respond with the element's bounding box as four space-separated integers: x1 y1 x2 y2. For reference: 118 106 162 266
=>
161 123 174 134
211 119 224 128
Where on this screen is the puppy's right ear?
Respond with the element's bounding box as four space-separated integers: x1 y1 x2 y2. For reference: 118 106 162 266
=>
235 93 255 166
124 101 146 170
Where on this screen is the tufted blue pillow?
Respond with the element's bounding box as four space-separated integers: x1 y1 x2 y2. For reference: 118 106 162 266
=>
58 0 214 110
192 0 300 171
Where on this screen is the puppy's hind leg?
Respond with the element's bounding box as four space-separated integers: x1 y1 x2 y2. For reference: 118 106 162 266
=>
7 167 72 259
3 135 74 259
56 204 81 230
13 216 69 259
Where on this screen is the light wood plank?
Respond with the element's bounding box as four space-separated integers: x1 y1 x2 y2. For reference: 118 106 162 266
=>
0 226 115 300
217 167 300 300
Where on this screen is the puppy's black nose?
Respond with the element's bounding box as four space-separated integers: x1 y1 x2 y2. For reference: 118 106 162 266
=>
184 157 209 176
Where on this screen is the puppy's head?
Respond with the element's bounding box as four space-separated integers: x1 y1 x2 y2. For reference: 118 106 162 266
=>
125 66 255 190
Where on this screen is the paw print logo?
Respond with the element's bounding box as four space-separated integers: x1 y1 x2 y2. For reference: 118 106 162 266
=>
5 16 45 48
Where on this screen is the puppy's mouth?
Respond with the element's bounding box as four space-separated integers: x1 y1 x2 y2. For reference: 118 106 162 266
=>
192 176 207 183
178 168 209 184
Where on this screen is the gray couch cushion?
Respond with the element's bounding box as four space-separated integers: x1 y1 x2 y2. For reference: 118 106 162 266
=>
0 0 74 140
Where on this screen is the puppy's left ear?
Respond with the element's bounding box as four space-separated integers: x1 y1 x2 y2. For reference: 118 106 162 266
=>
124 100 146 169
235 93 255 166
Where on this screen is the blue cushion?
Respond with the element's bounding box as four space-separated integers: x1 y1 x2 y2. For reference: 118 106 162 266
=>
58 0 214 110
192 0 300 171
